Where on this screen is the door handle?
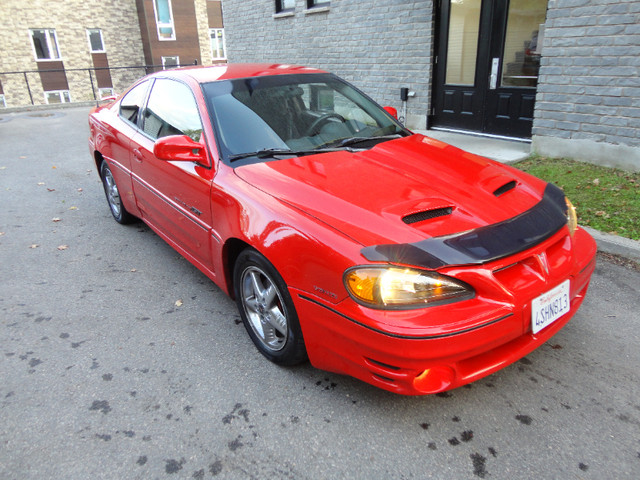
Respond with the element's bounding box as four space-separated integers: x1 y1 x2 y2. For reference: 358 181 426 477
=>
489 58 500 90
133 148 143 162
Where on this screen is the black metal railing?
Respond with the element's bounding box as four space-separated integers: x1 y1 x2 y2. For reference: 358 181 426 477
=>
0 61 198 106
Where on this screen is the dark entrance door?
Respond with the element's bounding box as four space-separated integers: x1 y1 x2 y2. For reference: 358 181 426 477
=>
431 0 548 138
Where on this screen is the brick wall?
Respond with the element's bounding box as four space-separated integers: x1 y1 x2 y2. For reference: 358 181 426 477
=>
533 0 640 169
222 0 435 130
0 0 146 107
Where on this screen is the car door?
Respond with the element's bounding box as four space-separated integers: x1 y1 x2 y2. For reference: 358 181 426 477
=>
130 77 214 272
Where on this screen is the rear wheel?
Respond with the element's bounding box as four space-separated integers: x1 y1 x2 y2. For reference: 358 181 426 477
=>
233 249 307 366
100 161 135 224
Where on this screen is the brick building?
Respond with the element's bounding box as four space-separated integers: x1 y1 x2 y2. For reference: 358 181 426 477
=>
222 0 640 171
0 0 225 108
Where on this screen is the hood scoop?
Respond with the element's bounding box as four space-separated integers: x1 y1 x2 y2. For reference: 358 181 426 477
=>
493 180 517 197
402 206 453 225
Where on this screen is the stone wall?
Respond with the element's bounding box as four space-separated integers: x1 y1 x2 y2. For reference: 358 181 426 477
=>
221 0 435 130
0 0 146 106
533 0 640 170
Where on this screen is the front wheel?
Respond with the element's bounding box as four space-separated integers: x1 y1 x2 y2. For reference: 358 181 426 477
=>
100 161 136 224
233 249 307 366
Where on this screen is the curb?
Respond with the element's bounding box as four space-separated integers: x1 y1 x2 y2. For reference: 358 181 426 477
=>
583 227 640 263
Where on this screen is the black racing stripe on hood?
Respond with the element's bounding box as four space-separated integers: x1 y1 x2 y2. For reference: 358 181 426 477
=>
361 183 568 269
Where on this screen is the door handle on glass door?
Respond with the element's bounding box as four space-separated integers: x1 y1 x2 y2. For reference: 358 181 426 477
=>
490 58 500 90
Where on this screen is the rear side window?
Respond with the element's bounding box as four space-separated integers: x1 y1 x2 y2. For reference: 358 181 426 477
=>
142 79 203 141
119 81 149 125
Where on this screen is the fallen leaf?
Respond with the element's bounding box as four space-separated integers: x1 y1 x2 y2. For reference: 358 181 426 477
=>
0 166 6 170
593 178 600 186
47 188 56 192
52 166 57 169
57 245 68 250
175 299 183 307
130 268 137 272
52 217 61 222
19 156 27 159
77 188 83 192
37 182 45 186
595 211 606 217
69 206 78 210
29 244 39 249
0 232 5 236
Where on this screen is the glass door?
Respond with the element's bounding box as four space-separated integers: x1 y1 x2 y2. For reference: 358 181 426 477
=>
431 0 548 138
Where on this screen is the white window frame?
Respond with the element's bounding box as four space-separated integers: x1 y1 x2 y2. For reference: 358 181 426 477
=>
0 94 6 108
209 28 226 61
98 88 115 100
162 56 180 70
86 29 105 53
44 90 71 104
152 0 176 41
29 28 62 61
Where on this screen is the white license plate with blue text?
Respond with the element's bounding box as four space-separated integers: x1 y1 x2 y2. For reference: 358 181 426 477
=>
531 280 570 334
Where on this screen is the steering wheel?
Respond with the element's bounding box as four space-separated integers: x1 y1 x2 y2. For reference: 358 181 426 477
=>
305 113 346 136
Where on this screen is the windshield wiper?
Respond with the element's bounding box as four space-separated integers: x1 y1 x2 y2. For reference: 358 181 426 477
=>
334 134 404 148
228 146 351 162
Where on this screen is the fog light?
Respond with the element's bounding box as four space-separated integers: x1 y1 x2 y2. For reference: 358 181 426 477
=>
413 366 456 394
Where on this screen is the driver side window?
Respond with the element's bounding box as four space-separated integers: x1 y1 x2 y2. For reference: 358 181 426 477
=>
142 79 203 141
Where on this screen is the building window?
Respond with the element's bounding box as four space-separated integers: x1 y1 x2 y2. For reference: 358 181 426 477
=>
99 88 115 100
307 0 329 8
87 29 105 53
162 56 179 69
209 29 226 60
0 94 6 108
276 0 295 13
153 0 176 41
30 29 61 61
45 90 71 104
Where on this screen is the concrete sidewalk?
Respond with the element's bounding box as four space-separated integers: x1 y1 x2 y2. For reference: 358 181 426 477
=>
415 128 531 164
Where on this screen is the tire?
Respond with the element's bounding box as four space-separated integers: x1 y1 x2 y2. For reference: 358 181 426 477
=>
233 249 307 366
100 161 136 224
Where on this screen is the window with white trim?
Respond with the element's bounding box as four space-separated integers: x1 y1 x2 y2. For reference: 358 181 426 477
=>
162 56 179 69
30 29 61 61
153 0 176 41
307 0 330 8
87 29 105 53
276 0 295 13
209 29 226 60
99 88 115 100
45 90 71 104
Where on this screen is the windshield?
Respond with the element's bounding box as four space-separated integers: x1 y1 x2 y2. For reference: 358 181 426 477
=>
201 73 410 165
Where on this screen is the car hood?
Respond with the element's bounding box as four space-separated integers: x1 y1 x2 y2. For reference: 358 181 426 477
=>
233 134 548 247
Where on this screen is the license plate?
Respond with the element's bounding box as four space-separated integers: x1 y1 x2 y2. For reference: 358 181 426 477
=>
531 280 570 334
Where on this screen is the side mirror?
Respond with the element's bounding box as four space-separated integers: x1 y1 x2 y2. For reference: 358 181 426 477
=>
383 106 398 119
154 135 208 165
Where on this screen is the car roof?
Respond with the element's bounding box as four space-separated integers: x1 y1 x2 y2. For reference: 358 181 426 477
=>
157 63 328 84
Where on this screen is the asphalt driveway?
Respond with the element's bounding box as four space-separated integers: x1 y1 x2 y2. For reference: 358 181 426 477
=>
1 106 639 479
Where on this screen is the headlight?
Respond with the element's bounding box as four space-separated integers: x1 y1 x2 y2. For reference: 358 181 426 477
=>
565 196 578 237
344 266 474 309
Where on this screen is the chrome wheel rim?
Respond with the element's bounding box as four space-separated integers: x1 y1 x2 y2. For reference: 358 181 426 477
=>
103 167 121 217
240 266 288 351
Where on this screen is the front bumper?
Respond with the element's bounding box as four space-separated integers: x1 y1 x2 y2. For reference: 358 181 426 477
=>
293 226 597 395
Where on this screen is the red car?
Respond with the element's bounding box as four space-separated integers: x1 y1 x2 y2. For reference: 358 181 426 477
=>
89 64 596 395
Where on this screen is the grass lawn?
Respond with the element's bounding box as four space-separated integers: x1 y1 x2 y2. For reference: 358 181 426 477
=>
513 156 640 241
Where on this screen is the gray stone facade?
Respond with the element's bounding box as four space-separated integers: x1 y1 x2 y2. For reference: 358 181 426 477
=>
223 0 640 170
533 0 640 170
222 0 434 130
